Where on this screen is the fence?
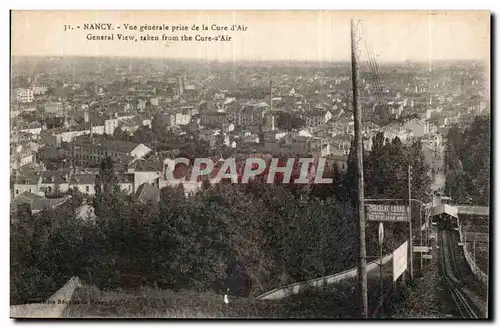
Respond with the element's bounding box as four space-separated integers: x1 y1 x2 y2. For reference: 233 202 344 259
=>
463 245 488 286
256 253 393 301
458 225 488 287
10 276 81 318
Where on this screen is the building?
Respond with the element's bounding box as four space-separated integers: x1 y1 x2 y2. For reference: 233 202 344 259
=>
104 114 135 135
68 136 152 167
403 118 432 138
119 117 143 135
39 171 70 196
200 111 226 126
16 88 34 103
11 192 70 214
160 109 193 127
128 158 164 191
302 109 332 128
11 145 34 170
69 173 96 195
150 97 159 106
236 104 266 127
44 102 64 116
13 173 42 196
31 85 48 96
117 174 135 195
104 118 119 135
326 155 349 172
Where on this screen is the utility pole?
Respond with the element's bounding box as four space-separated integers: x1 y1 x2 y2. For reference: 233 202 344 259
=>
473 236 477 263
408 165 414 279
351 19 368 318
420 207 423 274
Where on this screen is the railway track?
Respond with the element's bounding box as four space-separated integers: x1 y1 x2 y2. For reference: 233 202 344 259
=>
439 230 478 318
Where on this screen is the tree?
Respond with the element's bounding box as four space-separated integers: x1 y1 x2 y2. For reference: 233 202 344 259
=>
331 162 342 199
341 141 358 205
113 127 130 141
132 125 155 144
275 112 305 131
93 156 120 216
408 140 431 202
201 178 212 190
445 117 490 205
53 183 61 197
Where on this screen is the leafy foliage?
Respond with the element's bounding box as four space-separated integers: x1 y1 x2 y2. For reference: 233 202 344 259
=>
12 137 433 304
444 117 490 205
275 112 306 131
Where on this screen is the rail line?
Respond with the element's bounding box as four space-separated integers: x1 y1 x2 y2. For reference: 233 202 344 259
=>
439 230 478 318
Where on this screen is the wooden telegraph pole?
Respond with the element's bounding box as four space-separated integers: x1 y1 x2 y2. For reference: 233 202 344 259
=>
408 165 414 279
350 19 368 318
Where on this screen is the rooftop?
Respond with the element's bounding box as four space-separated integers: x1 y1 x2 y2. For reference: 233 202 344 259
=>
73 136 142 153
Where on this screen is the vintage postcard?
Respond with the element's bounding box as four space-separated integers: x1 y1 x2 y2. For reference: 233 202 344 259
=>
10 10 490 319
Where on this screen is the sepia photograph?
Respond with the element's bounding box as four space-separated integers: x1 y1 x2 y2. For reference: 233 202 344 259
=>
9 10 491 319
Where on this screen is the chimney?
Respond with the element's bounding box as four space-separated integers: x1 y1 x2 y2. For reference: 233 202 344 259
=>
269 80 273 111
90 119 93 139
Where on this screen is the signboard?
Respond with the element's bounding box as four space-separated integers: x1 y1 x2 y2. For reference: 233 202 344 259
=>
413 246 430 253
378 222 384 245
423 254 433 260
393 241 408 282
366 204 409 222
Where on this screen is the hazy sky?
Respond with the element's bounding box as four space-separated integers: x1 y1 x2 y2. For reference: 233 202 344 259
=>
11 11 490 62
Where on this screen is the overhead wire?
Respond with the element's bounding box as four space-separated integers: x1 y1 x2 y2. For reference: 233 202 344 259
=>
359 23 392 123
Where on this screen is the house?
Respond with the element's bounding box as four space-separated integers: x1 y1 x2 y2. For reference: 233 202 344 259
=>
172 110 192 126
44 102 64 116
40 130 62 147
263 135 312 156
117 174 135 195
69 173 96 195
13 173 42 196
10 144 34 170
40 171 70 195
326 155 349 172
363 132 376 151
119 117 143 135
223 123 235 134
158 109 192 127
128 158 164 191
310 137 331 157
31 85 48 96
12 192 70 214
403 118 432 138
104 118 119 135
11 192 43 213
330 134 352 152
19 121 43 135
159 179 202 198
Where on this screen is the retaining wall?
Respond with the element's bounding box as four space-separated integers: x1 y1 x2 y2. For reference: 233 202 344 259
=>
10 276 81 318
256 253 393 301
